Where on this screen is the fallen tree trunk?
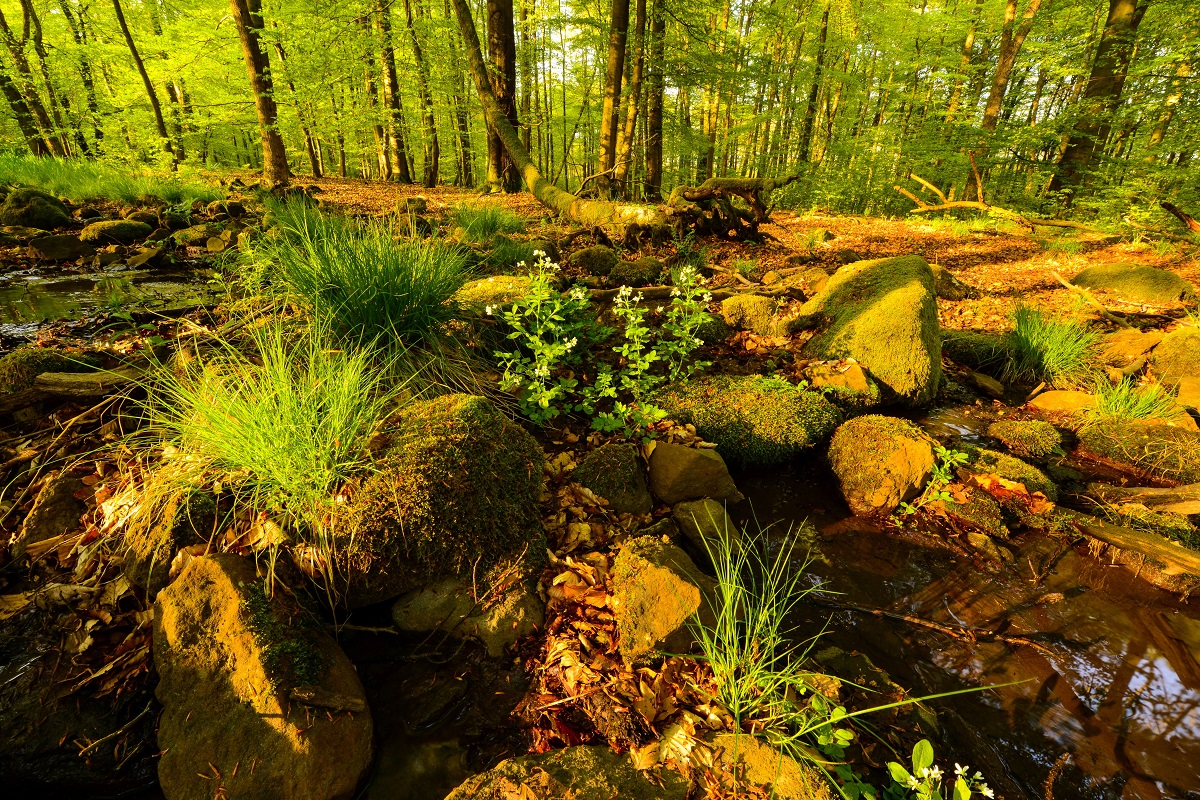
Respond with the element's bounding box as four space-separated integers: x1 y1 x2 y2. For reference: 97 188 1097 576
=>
895 174 1104 234
1079 482 1200 515
448 0 793 240
1161 201 1200 234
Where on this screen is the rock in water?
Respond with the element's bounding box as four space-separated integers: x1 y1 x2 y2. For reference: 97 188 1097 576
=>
647 441 741 505
27 233 94 262
790 255 941 404
391 575 543 657
154 554 373 800
79 219 153 244
445 745 688 799
827 415 935 517
1071 263 1197 305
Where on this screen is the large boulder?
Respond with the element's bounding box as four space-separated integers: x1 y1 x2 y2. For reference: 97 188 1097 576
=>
573 442 653 514
609 256 663 287
79 219 152 244
27 233 94 262
567 245 618 277
647 441 741 505
654 375 841 467
1078 423 1200 484
336 394 545 607
154 554 373 800
1071 263 1197 305
1152 326 1200 383
827 415 935 517
390 575 543 657
445 745 688 800
791 255 941 404
610 536 715 665
721 294 778 336
0 188 70 229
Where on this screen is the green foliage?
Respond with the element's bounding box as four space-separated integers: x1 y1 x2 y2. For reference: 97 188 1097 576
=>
261 201 471 344
883 742 994 800
243 580 325 690
1081 378 1182 426
897 446 968 517
1001 305 1097 388
450 204 526 242
0 154 219 205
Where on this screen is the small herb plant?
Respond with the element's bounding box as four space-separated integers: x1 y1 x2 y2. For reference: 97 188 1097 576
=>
884 740 994 800
897 446 969 517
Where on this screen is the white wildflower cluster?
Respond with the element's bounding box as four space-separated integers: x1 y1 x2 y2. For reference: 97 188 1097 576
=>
954 764 994 798
569 286 589 302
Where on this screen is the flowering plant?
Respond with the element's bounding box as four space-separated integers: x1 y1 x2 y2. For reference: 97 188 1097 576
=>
884 741 994 800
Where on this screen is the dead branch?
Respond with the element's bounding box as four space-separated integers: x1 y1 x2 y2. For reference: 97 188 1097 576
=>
1161 201 1200 234
969 151 985 204
1051 271 1131 328
896 174 1105 235
910 173 948 205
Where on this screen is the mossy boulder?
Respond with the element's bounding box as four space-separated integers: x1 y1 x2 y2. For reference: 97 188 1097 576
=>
122 487 216 599
931 264 976 300
647 442 741 505
827 415 935 517
1078 423 1200 484
694 313 732 345
986 420 1063 459
963 446 1058 501
451 275 533 314
0 347 97 394
654 375 841 467
711 734 834 800
1152 326 1200 383
608 256 662 287
792 255 941 404
567 245 618 277
573 442 652 514
721 294 777 336
9 470 85 560
1071 263 1197 305
672 498 740 563
154 554 373 800
336 394 545 607
79 219 152 245
173 222 221 245
942 330 1006 373
0 188 70 229
391 575 543 657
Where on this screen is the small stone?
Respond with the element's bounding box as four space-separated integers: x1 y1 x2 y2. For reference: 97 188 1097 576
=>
1029 390 1095 414
761 270 781 285
1101 329 1163 364
206 236 227 253
391 576 543 657
672 498 739 561
835 248 861 264
967 531 1004 564
124 210 159 227
647 442 741 505
970 371 1005 397
8 471 85 559
127 245 166 269
804 361 873 394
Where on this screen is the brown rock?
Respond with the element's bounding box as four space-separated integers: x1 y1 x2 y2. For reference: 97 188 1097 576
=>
1029 390 1095 414
827 415 935 517
1101 329 1162 364
647 442 741 505
711 734 834 800
803 361 872 394
8 470 84 559
27 233 94 262
970 371 1005 397
1177 377 1200 411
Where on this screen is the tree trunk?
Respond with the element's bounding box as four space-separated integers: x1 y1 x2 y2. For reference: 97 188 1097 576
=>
57 0 103 149
797 0 830 163
228 0 289 188
486 0 520 192
1145 58 1188 161
643 0 665 200
112 0 173 160
270 39 321 178
0 9 64 155
403 0 439 187
981 0 1044 131
612 0 647 195
945 0 984 122
0 59 48 155
443 0 474 187
377 0 414 183
1049 0 1151 199
596 0 630 196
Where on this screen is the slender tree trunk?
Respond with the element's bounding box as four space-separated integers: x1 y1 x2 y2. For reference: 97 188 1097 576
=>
112 0 173 160
981 0 1045 131
270 39 321 178
612 0 646 194
21 0 71 155
444 0 474 187
403 0 439 187
376 0 413 183
798 0 830 163
57 0 103 149
0 10 64 155
596 0 630 195
228 0 289 188
1145 58 1188 161
0 59 48 155
643 0 665 200
486 0 520 192
945 0 984 122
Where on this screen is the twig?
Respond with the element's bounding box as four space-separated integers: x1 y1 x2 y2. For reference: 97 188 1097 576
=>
77 701 153 757
1051 271 1131 329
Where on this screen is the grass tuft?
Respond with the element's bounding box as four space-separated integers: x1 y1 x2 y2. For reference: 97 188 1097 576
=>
450 204 526 243
1081 378 1182 426
1001 305 1097 388
0 153 219 205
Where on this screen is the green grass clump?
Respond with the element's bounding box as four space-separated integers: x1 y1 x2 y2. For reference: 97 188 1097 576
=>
1001 305 1097 388
1081 378 1183 426
450 203 526 243
654 375 842 466
481 237 536 272
1078 423 1200 484
0 154 219 205
986 420 1062 459
262 201 471 344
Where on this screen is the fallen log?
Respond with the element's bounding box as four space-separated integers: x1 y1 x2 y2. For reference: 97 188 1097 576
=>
1161 201 1200 234
33 367 143 398
1078 482 1200 515
895 174 1104 234
1072 517 1200 581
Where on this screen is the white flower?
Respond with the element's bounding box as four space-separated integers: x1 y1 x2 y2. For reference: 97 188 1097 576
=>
533 249 546 258
928 766 943 782
978 786 994 799
702 292 713 302
906 776 921 790
671 288 681 297
485 305 494 315
517 261 527 269
955 764 968 777
656 306 664 313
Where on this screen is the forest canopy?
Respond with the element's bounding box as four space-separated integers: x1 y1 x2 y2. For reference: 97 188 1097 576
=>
0 0 1196 224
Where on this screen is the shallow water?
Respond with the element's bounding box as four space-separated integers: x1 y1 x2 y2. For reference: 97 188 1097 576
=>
736 461 1200 800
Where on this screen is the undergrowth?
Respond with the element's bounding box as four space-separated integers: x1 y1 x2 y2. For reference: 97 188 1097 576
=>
451 203 526 242
1001 305 1097 388
1081 378 1182 426
0 153 219 205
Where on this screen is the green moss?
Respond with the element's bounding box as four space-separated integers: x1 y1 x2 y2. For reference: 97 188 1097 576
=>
573 442 651 514
567 245 618 276
1099 503 1200 551
480 237 536 271
1071 263 1196 305
721 294 777 336
1151 327 1200 382
79 219 152 244
452 275 533 313
341 394 546 599
654 375 842 466
943 491 1010 539
173 222 221 245
694 313 732 345
792 255 941 405
963 446 1058 501
986 420 1063 459
0 187 70 229
0 347 97 393
1078 422 1200 484
609 256 663 288
942 330 1007 373
243 581 326 690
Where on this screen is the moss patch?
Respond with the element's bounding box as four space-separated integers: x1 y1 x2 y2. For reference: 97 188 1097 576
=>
1071 263 1196 305
1099 504 1200 551
986 420 1062 459
243 581 326 690
942 330 1007 373
0 187 70 229
573 442 652 514
609 256 662 287
567 245 618 277
964 446 1058 501
0 347 98 393
827 415 935 517
79 219 152 244
1078 423 1200 484
720 294 777 336
654 375 841 466
452 275 533 313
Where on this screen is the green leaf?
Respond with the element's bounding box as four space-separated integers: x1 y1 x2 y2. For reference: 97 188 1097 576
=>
952 777 971 800
912 739 934 773
888 762 912 785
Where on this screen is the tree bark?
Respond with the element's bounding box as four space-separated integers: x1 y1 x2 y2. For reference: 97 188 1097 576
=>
112 0 173 160
486 0 520 192
612 0 647 194
0 58 48 154
403 0 439 187
0 9 64 155
596 0 630 196
643 0 665 200
270 38 321 178
981 0 1044 131
228 0 289 188
57 0 103 149
945 0 984 121
797 0 830 163
376 0 413 183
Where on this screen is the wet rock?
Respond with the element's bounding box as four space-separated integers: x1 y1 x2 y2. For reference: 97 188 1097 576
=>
1071 263 1196 305
1101 328 1162 364
931 264 976 300
827 415 935 517
647 441 741 505
390 575 543 657
938 488 1010 540
609 256 662 287
812 645 939 736
0 347 95 394
124 210 159 227
122 486 216 598
80 219 152 245
941 330 1006 373
970 371 1005 397
337 394 545 607
967 531 1006 564
986 420 1062 459
444 745 688 800
721 294 777 336
653 375 841 467
1152 326 1200 383
573 443 653 515
567 245 618 277
0 188 70 229
963 446 1058 501
672 498 739 558
452 275 533 314
173 222 220 245
1029 389 1094 414
27 233 94 262
711 733 834 800
1078 423 1200 484
154 554 373 800
8 470 85 559
127 244 167 268
791 255 941 405
611 536 715 664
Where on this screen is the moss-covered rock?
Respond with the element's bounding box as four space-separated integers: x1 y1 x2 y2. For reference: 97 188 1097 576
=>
654 375 841 466
942 330 1006 373
1078 422 1200 484
567 245 618 276
173 222 221 245
937 488 1010 540
694 313 732 345
647 442 741 505
79 219 152 244
721 294 777 336
931 264 976 300
0 347 97 394
573 442 652 514
792 255 941 404
1072 263 1197 305
828 415 935 517
964 446 1058 501
336 394 545 607
0 188 70 229
711 734 834 800
451 275 533 313
123 487 216 599
391 574 544 657
986 420 1062 459
608 256 662 287
1152 326 1200 382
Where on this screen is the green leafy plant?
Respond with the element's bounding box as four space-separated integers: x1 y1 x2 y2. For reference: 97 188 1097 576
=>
897 446 968 517
659 265 714 382
884 741 994 800
1001 305 1097 388
450 203 527 242
1081 377 1183 426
